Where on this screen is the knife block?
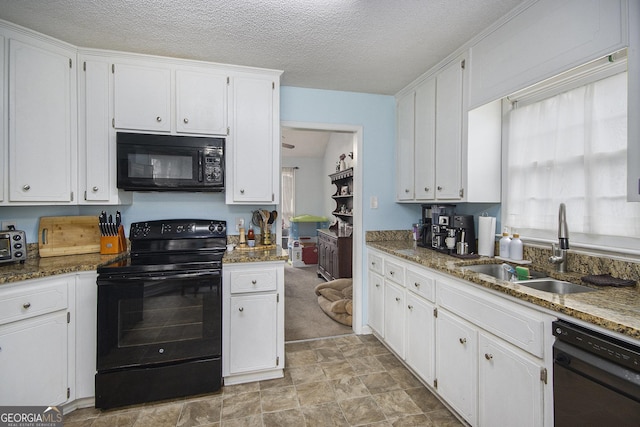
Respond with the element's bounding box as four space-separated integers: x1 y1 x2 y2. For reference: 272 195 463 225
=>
100 225 127 255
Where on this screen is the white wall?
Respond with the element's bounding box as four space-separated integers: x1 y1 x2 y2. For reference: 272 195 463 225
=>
281 156 324 218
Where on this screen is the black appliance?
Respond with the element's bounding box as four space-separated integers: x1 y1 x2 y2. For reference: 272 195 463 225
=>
117 132 224 192
452 214 476 255
552 320 640 426
95 219 226 409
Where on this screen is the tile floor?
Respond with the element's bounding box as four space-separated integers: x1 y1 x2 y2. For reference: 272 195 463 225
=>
64 334 464 427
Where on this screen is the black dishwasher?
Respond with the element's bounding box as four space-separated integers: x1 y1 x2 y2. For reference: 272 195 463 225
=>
553 320 640 426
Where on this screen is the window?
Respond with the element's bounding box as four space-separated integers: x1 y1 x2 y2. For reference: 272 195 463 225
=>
503 52 639 253
281 167 296 230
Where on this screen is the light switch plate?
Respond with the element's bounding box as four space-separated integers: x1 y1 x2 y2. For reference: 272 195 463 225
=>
370 196 378 209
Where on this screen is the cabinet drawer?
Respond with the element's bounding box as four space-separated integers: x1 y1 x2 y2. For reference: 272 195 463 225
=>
368 252 383 275
0 277 69 325
437 280 545 357
406 268 435 302
384 260 405 285
230 269 277 294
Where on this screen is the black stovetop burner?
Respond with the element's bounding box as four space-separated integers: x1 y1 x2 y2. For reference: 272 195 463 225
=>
98 219 227 276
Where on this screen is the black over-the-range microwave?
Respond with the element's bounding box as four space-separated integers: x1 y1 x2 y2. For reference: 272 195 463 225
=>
117 132 225 192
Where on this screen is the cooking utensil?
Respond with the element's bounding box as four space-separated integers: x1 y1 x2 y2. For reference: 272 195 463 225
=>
252 210 262 227
269 210 277 224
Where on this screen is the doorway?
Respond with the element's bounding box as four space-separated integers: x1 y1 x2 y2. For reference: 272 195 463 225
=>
280 121 363 340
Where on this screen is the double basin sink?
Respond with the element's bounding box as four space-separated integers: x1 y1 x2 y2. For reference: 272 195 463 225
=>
463 263 595 295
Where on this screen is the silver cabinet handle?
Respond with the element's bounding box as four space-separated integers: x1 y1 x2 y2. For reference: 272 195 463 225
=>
405 189 410 193
183 118 189 124
239 307 244 312
375 284 380 288
414 282 420 288
156 116 162 122
240 189 245 194
485 353 493 360
437 186 443 191
395 297 401 302
408 305 413 310
23 302 31 309
251 280 257 285
92 186 99 192
23 185 30 191
459 337 467 344
425 187 430 192
390 271 395 276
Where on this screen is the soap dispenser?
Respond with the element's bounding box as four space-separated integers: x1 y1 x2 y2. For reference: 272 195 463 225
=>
510 231 523 261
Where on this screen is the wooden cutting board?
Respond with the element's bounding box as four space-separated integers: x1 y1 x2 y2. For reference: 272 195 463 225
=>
38 216 101 257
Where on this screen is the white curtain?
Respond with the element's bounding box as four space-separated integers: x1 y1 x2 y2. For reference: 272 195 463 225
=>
281 167 296 229
505 70 640 251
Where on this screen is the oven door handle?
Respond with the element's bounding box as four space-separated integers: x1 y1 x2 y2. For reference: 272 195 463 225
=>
104 270 221 281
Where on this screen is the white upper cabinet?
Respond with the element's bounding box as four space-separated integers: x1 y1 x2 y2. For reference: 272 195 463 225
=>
78 54 132 205
113 63 172 132
227 75 280 204
396 55 467 202
113 62 229 136
0 35 4 203
8 37 76 203
468 0 627 109
176 69 228 135
396 91 415 200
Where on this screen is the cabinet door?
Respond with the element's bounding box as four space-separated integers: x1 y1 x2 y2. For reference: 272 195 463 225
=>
0 35 4 202
405 293 435 384
0 310 68 405
75 272 97 400
81 58 111 202
396 91 415 200
228 293 278 374
368 271 384 336
176 70 228 135
414 78 436 200
384 280 405 359
435 58 464 200
478 333 544 427
229 76 275 203
9 39 74 202
114 63 171 132
436 309 477 426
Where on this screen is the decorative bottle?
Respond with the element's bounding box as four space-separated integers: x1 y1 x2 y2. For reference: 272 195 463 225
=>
510 232 523 261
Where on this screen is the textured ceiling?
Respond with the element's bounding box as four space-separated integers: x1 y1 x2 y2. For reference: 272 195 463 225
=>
0 0 525 95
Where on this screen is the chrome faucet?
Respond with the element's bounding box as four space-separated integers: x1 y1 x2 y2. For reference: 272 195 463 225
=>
549 203 569 273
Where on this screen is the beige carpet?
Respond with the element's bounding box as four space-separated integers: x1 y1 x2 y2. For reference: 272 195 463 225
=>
284 264 353 342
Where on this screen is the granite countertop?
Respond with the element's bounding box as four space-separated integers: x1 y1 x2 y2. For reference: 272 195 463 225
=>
0 245 288 285
367 240 640 341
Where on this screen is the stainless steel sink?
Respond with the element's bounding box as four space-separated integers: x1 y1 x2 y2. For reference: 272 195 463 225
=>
515 279 596 294
463 264 547 281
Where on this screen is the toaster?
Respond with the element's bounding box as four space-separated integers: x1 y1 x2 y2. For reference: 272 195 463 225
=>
0 229 27 264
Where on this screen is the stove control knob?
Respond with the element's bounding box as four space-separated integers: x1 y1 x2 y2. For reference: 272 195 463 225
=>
216 223 226 233
176 225 184 233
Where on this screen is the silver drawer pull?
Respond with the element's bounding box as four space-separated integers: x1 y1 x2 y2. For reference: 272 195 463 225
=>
459 337 467 344
251 280 257 285
414 282 420 288
156 116 162 122
390 271 395 275
23 184 31 191
395 297 401 302
239 307 244 312
23 302 31 309
485 353 493 360
183 118 189 124
408 305 413 310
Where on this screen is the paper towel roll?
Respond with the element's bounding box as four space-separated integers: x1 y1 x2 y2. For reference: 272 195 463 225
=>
478 216 496 257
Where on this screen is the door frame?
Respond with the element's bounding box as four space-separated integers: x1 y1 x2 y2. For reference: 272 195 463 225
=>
280 121 364 334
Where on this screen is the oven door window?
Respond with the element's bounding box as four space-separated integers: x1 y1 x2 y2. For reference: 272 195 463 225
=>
0 237 10 260
97 272 221 371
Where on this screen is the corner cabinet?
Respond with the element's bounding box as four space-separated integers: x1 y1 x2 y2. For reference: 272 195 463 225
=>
0 275 71 406
5 33 77 204
330 168 354 223
226 74 281 204
317 229 352 281
222 261 285 385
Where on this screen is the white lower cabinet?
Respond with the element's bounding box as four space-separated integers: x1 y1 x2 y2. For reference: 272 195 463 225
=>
0 275 71 406
478 333 544 427
74 272 97 401
367 247 554 426
223 261 284 385
436 309 479 425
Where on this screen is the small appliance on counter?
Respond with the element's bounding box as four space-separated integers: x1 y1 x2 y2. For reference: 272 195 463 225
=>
417 204 477 256
0 226 27 264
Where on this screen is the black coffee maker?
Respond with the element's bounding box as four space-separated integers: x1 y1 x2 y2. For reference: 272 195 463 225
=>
452 214 476 255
